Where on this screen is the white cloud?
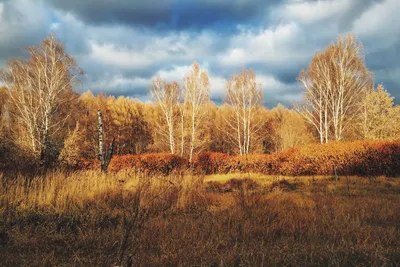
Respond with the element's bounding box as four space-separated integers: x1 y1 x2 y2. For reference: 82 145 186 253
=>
209 74 226 99
352 0 400 50
156 65 191 83
89 74 150 93
90 41 170 69
154 64 227 99
278 0 351 25
219 23 309 67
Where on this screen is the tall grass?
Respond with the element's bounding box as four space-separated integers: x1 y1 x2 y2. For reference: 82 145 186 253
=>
0 171 399 266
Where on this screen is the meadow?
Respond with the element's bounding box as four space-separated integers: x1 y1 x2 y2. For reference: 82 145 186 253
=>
1 14 400 267
1 170 399 266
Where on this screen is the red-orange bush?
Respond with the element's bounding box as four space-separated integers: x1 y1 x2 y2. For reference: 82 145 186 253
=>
78 140 400 176
280 140 400 176
108 153 187 175
77 158 100 171
191 152 231 174
192 141 400 176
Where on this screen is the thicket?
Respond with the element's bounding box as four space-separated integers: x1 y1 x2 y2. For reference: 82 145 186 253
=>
79 153 188 175
78 140 400 176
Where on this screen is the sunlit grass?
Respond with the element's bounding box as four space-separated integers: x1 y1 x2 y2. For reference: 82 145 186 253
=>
0 170 399 266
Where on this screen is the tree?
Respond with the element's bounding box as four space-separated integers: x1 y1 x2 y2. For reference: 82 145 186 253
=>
297 33 373 143
184 62 210 162
224 69 263 155
150 76 180 154
58 122 84 167
0 34 83 167
208 104 236 154
296 64 329 144
271 105 312 152
76 93 152 157
363 84 400 140
98 109 114 173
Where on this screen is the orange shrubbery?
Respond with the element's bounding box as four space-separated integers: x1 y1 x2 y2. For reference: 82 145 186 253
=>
79 140 400 176
192 140 400 176
109 153 187 175
191 152 231 174
79 153 187 175
280 140 400 176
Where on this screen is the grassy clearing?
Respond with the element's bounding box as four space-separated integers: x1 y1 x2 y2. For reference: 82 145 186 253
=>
0 171 399 266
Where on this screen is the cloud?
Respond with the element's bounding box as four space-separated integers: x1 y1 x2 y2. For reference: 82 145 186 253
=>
278 0 351 25
0 0 51 63
352 0 400 50
0 0 399 107
44 0 279 31
218 23 309 67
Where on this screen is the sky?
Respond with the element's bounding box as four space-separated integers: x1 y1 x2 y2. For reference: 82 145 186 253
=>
0 0 399 108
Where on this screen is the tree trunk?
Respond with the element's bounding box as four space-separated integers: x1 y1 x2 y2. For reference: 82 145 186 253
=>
40 114 49 169
98 109 114 173
98 110 106 172
180 110 185 157
189 112 195 162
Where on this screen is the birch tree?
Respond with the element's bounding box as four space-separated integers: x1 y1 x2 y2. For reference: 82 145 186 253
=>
178 89 187 157
224 69 262 155
184 62 210 162
328 35 372 140
297 33 372 142
150 76 180 154
296 54 330 143
0 34 83 167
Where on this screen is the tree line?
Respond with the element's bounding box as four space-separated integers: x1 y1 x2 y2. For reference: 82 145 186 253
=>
0 33 399 170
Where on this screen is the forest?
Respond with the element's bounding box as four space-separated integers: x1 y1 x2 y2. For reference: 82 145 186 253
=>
0 33 399 266
0 34 399 174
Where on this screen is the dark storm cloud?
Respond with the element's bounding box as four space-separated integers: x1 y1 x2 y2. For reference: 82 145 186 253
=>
337 0 385 31
47 0 173 27
0 0 50 61
45 0 279 30
365 41 400 71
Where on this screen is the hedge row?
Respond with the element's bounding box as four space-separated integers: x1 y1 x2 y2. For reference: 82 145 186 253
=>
78 140 400 176
192 140 400 176
78 153 187 175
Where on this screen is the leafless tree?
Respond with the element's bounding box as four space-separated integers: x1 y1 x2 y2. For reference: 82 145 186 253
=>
296 34 372 142
296 63 330 143
98 109 114 172
178 90 187 157
224 69 263 155
183 62 210 162
0 34 83 167
150 76 180 154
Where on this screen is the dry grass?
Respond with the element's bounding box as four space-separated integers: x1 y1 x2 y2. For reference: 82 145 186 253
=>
0 170 399 266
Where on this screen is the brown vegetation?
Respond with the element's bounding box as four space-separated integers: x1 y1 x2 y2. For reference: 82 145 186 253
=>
0 171 399 266
81 140 400 177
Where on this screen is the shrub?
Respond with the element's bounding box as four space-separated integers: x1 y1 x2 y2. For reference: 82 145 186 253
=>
194 140 400 176
191 152 230 174
108 153 187 175
78 159 100 171
280 140 400 176
78 140 400 176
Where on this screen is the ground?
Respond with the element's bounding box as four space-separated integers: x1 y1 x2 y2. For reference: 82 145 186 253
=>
0 171 399 266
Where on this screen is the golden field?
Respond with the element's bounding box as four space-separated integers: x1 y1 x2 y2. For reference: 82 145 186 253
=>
0 171 399 266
